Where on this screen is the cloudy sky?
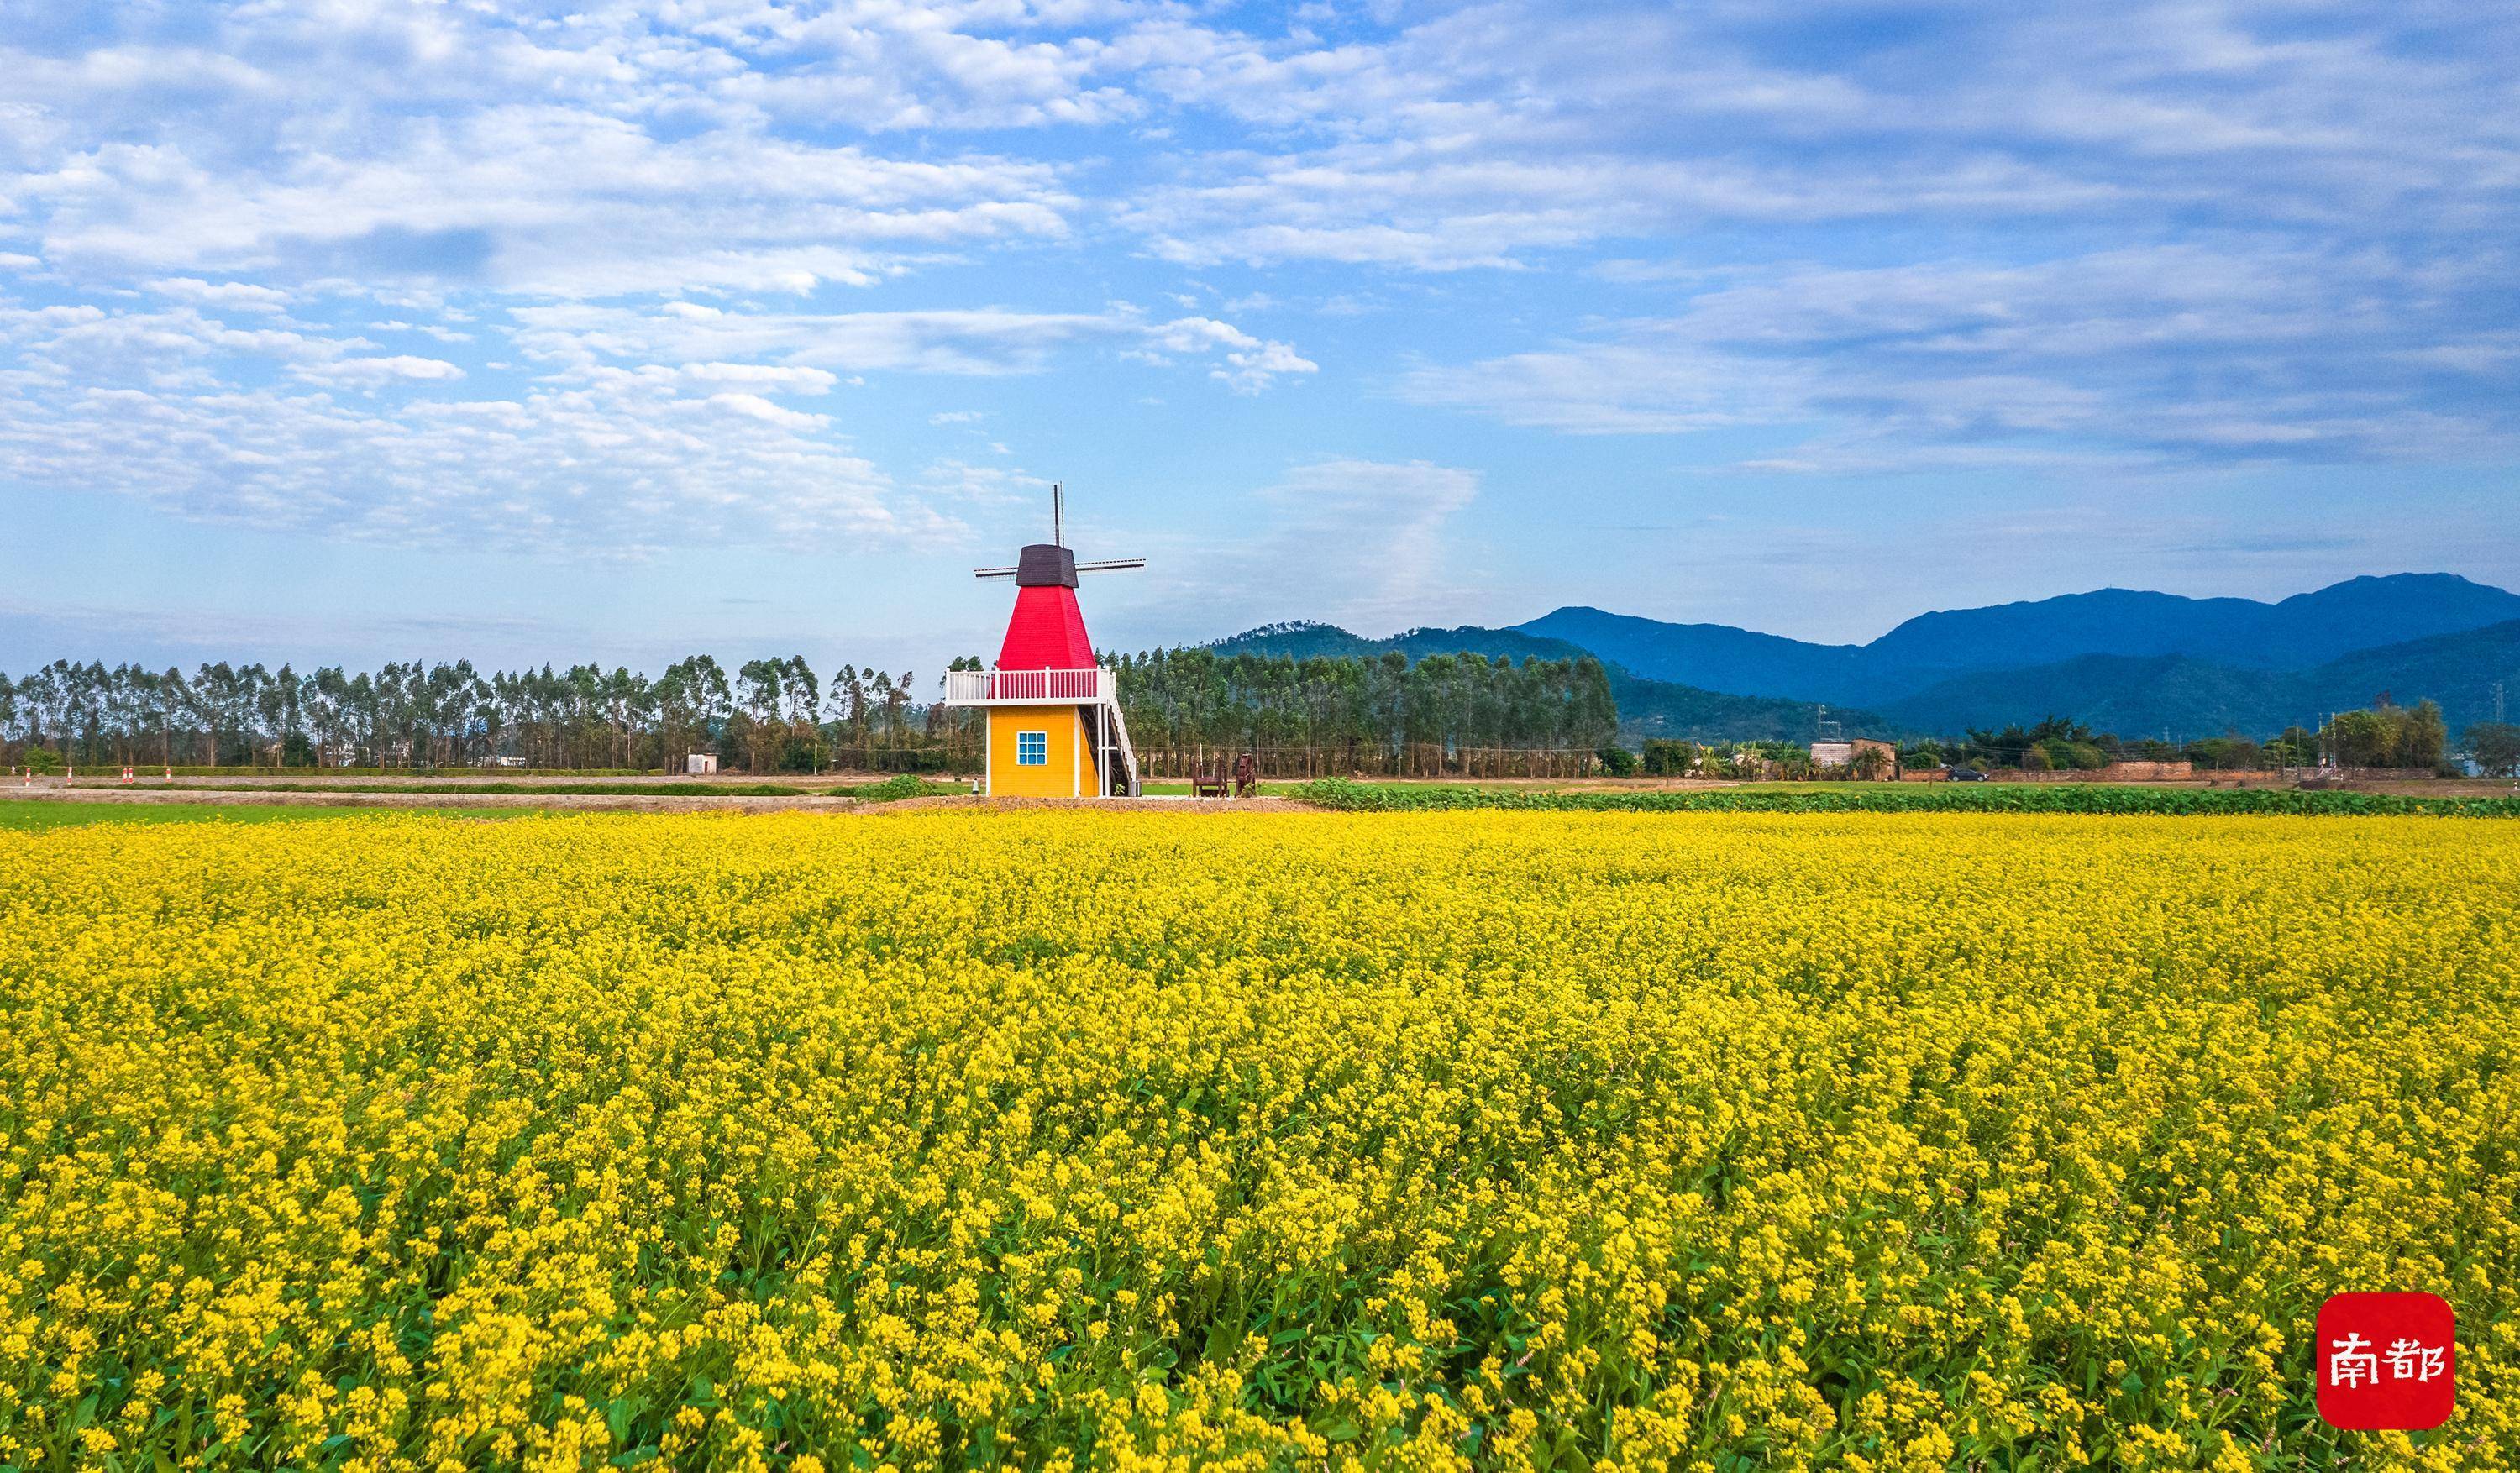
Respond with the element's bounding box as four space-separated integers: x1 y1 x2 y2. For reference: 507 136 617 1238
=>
3 0 2516 674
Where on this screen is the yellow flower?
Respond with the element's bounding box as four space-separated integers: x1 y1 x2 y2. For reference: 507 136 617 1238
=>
0 810 2510 1468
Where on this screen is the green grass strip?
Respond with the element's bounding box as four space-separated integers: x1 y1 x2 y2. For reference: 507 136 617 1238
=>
826 776 966 801
1292 778 2520 816
0 803 543 831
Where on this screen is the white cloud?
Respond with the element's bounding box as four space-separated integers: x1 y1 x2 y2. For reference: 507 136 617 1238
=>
1119 1 2520 270
21 109 1074 298
1160 459 1481 633
680 362 840 394
144 277 291 313
0 373 954 558
296 354 466 387
1144 317 1256 353
0 292 953 556
705 391 825 429
509 301 1312 385
919 458 1050 503
0 0 2513 584
1400 244 2520 468
1214 339 1317 393
511 303 1123 376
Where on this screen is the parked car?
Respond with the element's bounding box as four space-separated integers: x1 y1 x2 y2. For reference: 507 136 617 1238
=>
1948 765 1990 782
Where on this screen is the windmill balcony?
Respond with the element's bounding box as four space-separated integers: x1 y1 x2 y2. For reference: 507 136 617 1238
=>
944 667 1111 705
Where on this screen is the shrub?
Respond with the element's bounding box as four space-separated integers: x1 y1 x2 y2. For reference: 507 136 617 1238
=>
1639 737 1696 775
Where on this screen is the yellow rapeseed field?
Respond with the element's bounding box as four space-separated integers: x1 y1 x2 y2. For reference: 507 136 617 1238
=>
1 810 2514 1472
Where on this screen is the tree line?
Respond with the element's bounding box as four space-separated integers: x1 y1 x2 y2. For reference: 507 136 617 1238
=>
18 649 2501 779
0 658 981 772
1109 647 1620 776
1903 703 2505 774
0 647 1623 778
1617 704 2518 781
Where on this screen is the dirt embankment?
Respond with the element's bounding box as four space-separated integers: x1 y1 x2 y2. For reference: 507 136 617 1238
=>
7 788 870 815
874 794 1315 814
6 784 1320 816
43 771 916 790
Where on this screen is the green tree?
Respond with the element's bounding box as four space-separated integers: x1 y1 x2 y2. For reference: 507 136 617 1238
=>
2323 701 2445 768
2465 721 2520 777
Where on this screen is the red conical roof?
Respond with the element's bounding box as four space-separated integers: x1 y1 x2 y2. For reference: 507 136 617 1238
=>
998 584 1095 668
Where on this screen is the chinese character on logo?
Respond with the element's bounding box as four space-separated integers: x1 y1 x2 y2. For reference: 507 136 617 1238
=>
2318 1292 2455 1431
2329 1332 2379 1389
2386 1337 2447 1383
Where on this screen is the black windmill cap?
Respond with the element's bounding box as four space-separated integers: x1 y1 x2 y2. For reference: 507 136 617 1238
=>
1015 544 1079 588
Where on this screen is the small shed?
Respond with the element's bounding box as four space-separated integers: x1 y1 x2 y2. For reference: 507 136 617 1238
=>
685 752 719 775
1812 736 1898 777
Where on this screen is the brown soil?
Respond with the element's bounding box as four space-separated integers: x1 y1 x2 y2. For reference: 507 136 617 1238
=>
8 788 1321 816
8 789 868 814
875 794 1316 814
48 770 950 789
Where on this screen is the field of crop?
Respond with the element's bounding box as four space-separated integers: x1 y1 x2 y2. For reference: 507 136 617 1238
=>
0 801 436 832
2 810 2514 1470
1294 778 2520 818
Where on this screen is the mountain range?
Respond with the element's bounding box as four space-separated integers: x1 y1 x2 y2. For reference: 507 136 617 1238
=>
1205 574 2520 742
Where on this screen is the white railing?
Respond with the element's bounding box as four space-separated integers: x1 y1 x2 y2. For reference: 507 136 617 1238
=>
1109 701 1141 797
945 667 1109 704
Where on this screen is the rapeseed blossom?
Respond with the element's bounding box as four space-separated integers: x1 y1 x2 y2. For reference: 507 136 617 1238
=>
0 810 2512 1470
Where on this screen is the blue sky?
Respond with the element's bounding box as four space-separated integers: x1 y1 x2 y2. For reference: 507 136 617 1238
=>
3 0 2516 676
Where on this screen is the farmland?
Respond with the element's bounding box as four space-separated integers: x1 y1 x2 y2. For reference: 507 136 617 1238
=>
1294 778 2520 817
0 801 439 832
1 811 2513 1469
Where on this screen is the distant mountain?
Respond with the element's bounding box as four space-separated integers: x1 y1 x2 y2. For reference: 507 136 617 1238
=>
1606 678 1902 746
1515 574 2520 706
1200 575 2520 744
1204 621 1907 744
1866 574 2520 672
1512 607 1893 704
2310 619 2520 729
1878 655 2298 738
1207 620 1596 669
1878 619 2520 737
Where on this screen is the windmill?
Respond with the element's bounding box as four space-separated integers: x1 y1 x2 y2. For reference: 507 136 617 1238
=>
945 484 1146 797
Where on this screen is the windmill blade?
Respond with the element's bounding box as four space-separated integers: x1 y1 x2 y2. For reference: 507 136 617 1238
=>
974 566 1019 579
1075 558 1146 573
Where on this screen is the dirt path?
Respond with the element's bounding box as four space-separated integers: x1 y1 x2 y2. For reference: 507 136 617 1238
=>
33 770 942 789
876 794 1316 814
6 789 1322 815
7 789 869 814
